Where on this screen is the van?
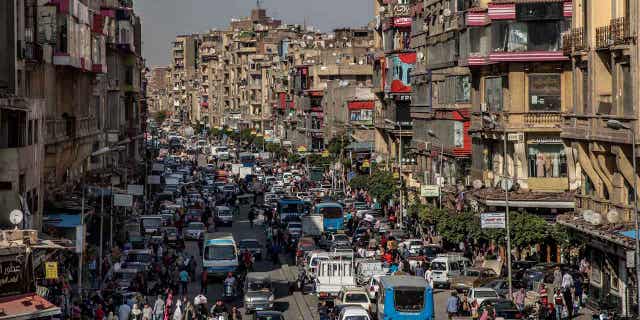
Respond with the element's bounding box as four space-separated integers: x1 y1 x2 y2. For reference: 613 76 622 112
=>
429 254 471 288
203 232 239 277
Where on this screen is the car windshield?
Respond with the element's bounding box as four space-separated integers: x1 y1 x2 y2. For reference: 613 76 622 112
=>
466 270 481 276
318 206 342 218
345 293 369 303
248 280 271 291
431 262 446 271
475 290 498 298
204 245 236 260
345 316 368 320
142 218 162 228
240 240 260 248
394 288 425 312
288 223 302 229
187 223 205 230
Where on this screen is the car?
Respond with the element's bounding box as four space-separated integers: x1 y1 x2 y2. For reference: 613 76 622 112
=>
239 238 263 260
244 272 275 313
321 233 350 249
482 279 527 298
162 227 179 243
186 208 203 222
123 249 154 272
109 268 140 293
478 298 523 320
338 305 372 320
295 237 316 265
451 268 499 292
337 288 373 313
253 311 283 320
183 222 206 240
467 287 500 305
215 206 234 226
286 221 303 239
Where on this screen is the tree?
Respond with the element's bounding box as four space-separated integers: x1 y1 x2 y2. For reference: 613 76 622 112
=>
349 170 398 206
327 135 350 156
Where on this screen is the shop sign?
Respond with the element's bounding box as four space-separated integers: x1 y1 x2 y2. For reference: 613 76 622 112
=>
393 94 412 101
127 184 144 196
322 150 330 158
0 254 25 297
388 3 411 17
527 137 562 144
45 261 58 279
113 194 133 207
75 225 84 253
362 160 371 168
420 184 440 197
507 133 523 142
393 17 413 27
481 212 506 229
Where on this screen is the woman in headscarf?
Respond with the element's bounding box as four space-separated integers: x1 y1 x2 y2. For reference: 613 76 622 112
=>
172 299 183 320
131 304 143 320
164 289 174 320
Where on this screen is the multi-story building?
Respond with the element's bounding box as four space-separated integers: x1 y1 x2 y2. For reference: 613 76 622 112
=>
558 0 639 315
409 0 473 190
372 0 416 174
147 66 171 113
170 34 199 121
465 0 575 212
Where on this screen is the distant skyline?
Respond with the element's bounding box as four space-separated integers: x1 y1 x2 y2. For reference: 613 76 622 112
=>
134 0 374 67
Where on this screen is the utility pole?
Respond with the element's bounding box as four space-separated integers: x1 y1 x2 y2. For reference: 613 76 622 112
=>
78 184 85 297
98 188 104 286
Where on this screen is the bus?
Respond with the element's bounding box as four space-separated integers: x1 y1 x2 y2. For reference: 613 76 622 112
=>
277 197 306 223
314 202 344 233
203 232 239 277
239 152 256 167
377 275 434 320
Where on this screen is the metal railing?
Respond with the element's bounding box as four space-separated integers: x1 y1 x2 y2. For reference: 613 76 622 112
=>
563 27 588 55
595 25 612 49
611 17 632 45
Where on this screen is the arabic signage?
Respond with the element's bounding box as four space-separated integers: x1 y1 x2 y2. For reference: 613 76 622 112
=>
393 17 413 28
387 3 411 17
0 254 25 297
481 212 506 229
420 185 440 197
45 262 58 279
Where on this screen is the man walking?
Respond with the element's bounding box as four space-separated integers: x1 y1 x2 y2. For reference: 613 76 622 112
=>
447 291 459 320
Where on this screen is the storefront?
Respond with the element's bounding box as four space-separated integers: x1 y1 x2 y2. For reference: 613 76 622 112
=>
526 135 567 178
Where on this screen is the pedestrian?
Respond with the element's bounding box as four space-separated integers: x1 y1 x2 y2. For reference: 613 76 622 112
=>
131 304 142 320
119 302 131 320
96 303 106 320
553 266 562 288
142 304 152 320
179 268 190 295
446 291 459 320
107 311 118 320
425 266 434 288
562 271 574 319
415 262 425 278
172 299 183 320
470 299 479 320
152 295 165 320
229 306 242 320
514 288 526 312
553 288 564 320
575 275 583 308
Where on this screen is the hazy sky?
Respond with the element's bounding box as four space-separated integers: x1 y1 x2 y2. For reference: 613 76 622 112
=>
134 0 374 67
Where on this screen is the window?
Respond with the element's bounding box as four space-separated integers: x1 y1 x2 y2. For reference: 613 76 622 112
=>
529 74 561 112
394 289 425 312
621 64 633 115
485 77 505 112
454 122 464 148
581 67 589 114
491 21 566 52
455 76 471 102
528 144 567 178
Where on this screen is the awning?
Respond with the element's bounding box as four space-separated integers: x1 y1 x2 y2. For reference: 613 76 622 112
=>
42 214 81 229
483 199 575 209
91 147 111 157
0 294 61 320
620 230 639 240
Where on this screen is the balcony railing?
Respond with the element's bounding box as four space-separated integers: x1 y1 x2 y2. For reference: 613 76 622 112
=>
611 17 632 45
575 194 633 223
562 27 587 55
524 112 563 128
595 25 612 49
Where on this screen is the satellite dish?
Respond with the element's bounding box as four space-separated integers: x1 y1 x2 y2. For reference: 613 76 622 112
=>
607 209 620 224
500 178 513 191
10 209 23 227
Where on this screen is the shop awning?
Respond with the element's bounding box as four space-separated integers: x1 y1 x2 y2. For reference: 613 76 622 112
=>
42 214 81 229
483 199 575 209
620 230 639 240
0 293 61 320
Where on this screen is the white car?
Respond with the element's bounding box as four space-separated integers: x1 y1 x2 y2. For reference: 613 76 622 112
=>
337 288 373 313
467 287 500 305
338 305 371 320
183 222 206 240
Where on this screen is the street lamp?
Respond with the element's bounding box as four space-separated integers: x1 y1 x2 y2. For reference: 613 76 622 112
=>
484 115 513 299
428 130 443 209
607 119 640 316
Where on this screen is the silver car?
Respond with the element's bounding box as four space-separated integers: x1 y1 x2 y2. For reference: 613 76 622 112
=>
244 272 274 313
215 206 234 226
183 222 206 240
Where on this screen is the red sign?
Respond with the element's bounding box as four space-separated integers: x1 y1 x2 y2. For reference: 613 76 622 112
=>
348 101 374 110
393 17 412 27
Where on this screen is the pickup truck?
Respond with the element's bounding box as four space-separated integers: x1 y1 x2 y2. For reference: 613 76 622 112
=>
315 254 356 299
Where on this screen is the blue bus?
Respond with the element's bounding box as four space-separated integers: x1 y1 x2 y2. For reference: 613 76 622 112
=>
377 275 434 320
277 197 306 223
239 152 256 167
314 202 344 232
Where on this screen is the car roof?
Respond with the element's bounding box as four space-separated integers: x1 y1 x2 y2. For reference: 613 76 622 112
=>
473 287 497 292
380 275 428 288
341 306 369 316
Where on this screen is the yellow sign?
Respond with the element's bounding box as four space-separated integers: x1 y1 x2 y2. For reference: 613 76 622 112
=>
362 159 370 168
256 133 263 137
251 130 257 135
393 172 399 179
297 146 308 153
322 150 330 158
45 262 58 279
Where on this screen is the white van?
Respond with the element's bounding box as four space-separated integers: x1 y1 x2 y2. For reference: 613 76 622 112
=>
203 232 239 277
429 254 470 288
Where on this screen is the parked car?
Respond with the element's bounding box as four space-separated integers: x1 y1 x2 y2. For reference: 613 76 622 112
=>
482 279 527 298
183 222 206 240
451 268 499 292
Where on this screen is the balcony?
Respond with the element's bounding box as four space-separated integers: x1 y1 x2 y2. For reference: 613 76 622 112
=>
595 25 612 49
562 27 587 55
523 112 563 128
575 194 633 223
597 17 633 49
561 115 634 143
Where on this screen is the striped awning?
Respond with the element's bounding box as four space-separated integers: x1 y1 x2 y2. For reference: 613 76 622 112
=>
466 11 490 26
488 3 516 20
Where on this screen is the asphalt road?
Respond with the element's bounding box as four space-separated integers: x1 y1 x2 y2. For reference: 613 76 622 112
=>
180 206 318 319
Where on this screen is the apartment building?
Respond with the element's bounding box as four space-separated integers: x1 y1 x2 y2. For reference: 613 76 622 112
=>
170 34 199 121
464 0 574 212
372 0 416 174
557 0 639 315
147 66 171 112
409 0 473 190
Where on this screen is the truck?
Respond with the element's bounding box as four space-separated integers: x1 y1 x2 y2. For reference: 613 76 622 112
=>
239 166 253 179
315 253 356 299
202 232 239 277
301 214 324 237
231 163 242 176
